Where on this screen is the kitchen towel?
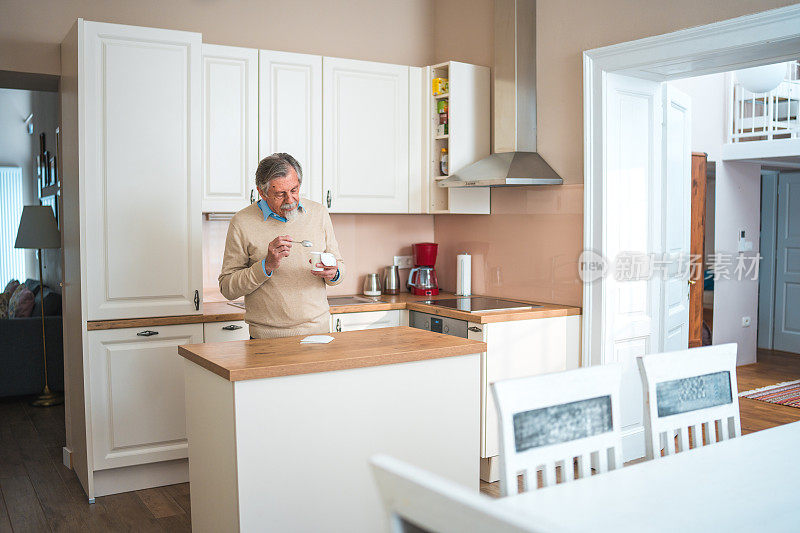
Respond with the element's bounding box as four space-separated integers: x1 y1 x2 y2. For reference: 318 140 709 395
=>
456 253 471 296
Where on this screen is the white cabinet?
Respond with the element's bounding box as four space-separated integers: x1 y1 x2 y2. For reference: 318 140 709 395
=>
259 50 323 203
201 44 259 212
82 21 203 320
203 320 250 342
88 324 203 470
422 61 491 214
323 58 409 213
331 310 403 332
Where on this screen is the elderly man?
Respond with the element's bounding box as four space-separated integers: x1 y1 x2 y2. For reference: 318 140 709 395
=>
219 153 344 338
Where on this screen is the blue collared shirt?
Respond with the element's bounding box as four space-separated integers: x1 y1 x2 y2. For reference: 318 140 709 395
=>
257 199 339 282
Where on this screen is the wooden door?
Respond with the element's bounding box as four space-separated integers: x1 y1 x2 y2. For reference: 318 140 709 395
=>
89 324 203 470
82 21 203 319
322 57 409 213
259 50 322 203
201 44 259 212
689 153 707 347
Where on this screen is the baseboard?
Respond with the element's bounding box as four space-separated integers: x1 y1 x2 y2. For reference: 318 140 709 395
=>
62 446 73 469
93 459 189 497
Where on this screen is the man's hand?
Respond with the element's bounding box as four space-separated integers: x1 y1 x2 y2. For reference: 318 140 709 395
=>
264 235 292 273
310 259 338 281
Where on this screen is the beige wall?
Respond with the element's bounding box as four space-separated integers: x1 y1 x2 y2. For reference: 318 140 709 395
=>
433 0 797 307
0 0 435 75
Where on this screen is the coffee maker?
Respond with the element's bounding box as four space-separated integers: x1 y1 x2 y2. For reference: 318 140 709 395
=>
407 242 440 296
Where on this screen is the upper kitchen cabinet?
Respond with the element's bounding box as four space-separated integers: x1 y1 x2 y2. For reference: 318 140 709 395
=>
322 58 409 213
80 21 203 319
201 44 259 212
259 50 323 203
423 61 491 214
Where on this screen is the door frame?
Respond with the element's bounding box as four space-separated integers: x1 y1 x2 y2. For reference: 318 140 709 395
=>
582 4 800 367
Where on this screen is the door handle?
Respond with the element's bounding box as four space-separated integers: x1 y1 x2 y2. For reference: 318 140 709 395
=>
335 318 342 332
222 324 243 331
327 190 332 208
468 326 482 333
137 330 159 337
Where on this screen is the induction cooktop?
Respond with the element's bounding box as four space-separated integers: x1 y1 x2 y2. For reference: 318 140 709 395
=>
420 297 542 313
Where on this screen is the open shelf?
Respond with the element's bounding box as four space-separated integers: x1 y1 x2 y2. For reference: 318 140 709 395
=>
433 92 449 99
434 134 449 140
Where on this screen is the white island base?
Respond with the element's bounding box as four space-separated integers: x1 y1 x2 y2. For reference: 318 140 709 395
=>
184 345 480 532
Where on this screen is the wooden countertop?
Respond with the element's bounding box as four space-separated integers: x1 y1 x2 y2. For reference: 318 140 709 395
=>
87 292 580 330
177 326 487 381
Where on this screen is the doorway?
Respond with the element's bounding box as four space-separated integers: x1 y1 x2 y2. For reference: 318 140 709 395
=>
582 4 800 460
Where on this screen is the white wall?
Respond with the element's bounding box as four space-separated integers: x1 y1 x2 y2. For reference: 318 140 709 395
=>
0 88 60 283
712 161 762 364
0 88 36 277
667 73 727 162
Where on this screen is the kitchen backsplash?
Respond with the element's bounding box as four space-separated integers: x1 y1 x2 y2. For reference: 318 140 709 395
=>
434 184 583 307
203 213 434 301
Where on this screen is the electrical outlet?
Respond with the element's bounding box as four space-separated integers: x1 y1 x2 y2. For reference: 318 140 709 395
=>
742 316 751 327
393 255 414 269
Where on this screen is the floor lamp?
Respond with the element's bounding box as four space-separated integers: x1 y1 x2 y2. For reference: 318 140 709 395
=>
15 205 62 407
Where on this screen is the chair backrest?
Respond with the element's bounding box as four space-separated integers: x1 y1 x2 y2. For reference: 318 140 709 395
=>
491 364 624 497
369 455 554 533
637 343 740 460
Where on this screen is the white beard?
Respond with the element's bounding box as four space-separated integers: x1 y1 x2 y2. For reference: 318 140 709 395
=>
281 203 303 222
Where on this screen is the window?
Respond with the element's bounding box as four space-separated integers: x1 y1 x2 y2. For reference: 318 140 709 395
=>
0 166 26 282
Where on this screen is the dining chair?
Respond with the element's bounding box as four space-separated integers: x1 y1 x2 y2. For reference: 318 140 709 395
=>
370 454 553 533
491 364 624 496
637 343 740 460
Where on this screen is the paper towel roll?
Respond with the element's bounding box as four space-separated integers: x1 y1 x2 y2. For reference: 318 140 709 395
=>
456 253 471 296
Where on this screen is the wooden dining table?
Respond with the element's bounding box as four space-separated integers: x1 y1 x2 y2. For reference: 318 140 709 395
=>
491 421 800 532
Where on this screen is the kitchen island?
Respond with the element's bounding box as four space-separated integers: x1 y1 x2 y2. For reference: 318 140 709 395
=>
178 326 486 532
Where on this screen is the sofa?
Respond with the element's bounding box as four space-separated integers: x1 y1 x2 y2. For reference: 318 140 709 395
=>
0 280 64 398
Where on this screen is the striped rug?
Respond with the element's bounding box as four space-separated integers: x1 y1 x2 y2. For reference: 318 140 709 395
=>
739 380 800 408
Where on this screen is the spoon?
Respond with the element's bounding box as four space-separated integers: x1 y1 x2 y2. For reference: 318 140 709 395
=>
293 239 313 247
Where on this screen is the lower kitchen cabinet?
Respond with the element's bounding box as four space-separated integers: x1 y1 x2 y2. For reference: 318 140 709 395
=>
467 315 582 482
203 320 250 342
330 310 404 332
88 324 203 471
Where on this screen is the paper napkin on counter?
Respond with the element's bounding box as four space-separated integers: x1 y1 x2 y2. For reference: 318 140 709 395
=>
300 335 335 344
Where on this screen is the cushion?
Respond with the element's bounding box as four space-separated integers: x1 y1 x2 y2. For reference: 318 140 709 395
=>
8 285 35 318
0 292 10 319
3 279 19 296
32 289 62 317
24 278 42 296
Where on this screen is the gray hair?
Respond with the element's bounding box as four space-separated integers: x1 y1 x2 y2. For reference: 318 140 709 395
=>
255 153 303 194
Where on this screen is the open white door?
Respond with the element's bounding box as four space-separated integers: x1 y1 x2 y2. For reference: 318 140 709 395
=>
603 77 692 461
660 85 692 352
603 73 663 462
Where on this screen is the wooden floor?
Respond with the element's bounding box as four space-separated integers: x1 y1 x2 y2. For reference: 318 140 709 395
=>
1 349 798 531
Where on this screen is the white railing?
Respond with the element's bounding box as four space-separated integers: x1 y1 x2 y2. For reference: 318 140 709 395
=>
729 60 800 143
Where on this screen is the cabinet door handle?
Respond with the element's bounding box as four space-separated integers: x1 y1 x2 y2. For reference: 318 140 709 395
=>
222 324 242 331
137 330 159 337
194 290 200 311
468 326 482 332
336 318 342 332
327 190 332 208
250 189 255 203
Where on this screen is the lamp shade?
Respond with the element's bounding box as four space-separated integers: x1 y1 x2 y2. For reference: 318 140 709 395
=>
15 206 61 249
735 62 787 94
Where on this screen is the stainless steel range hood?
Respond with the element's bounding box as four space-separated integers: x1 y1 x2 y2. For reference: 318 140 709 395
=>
440 0 563 188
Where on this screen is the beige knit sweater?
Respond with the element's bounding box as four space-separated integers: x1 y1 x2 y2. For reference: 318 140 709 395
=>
218 200 344 339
